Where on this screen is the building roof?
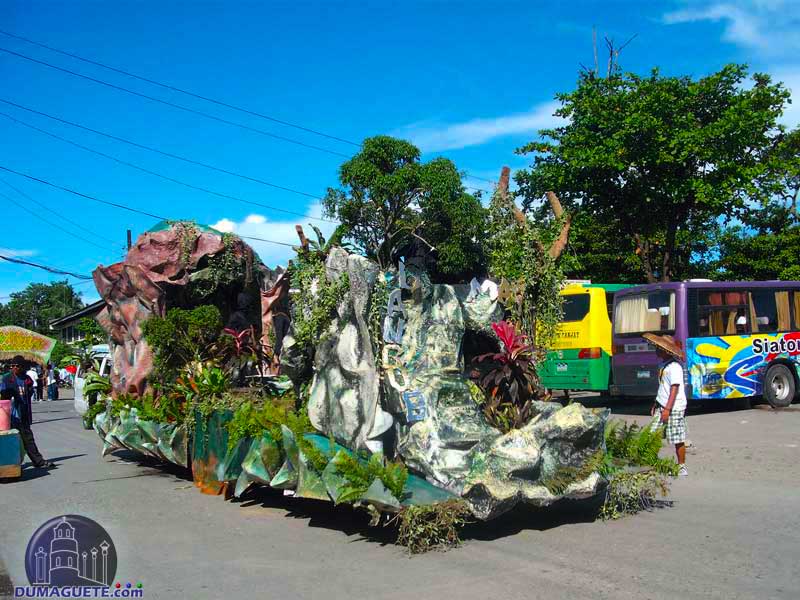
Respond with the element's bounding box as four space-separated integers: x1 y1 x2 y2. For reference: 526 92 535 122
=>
49 300 105 329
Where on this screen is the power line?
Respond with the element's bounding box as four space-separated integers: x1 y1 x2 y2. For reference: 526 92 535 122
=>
464 173 497 184
0 254 93 280
0 188 112 251
0 46 351 159
0 176 118 245
0 29 361 148
0 109 336 223
2 98 488 211
0 98 335 220
0 164 168 220
0 33 497 190
0 164 299 249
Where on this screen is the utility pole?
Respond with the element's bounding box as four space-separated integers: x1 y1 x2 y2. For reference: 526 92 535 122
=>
126 229 132 250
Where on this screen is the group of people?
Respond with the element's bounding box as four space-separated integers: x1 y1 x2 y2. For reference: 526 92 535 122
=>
23 362 63 402
1 355 56 470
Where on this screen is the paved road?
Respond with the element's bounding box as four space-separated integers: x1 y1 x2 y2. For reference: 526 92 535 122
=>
1 394 798 599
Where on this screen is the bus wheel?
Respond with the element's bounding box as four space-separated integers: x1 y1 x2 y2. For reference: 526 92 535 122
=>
764 364 795 409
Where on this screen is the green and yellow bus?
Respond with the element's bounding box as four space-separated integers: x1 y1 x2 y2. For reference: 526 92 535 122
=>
540 283 633 393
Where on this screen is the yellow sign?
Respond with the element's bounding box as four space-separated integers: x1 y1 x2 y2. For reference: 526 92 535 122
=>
0 326 57 365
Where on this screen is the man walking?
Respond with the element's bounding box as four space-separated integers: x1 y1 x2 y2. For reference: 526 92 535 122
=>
643 333 689 477
0 356 55 469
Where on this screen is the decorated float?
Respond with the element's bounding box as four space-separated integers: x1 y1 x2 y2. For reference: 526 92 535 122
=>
86 163 676 551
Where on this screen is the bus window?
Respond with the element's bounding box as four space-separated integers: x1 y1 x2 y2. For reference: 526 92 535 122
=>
793 292 800 330
614 291 675 335
749 290 791 333
694 290 748 336
562 294 590 322
605 292 616 319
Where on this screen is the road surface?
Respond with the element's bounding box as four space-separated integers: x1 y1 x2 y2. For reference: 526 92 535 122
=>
1 394 798 599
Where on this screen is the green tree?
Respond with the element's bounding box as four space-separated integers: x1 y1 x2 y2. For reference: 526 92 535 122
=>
77 317 106 345
755 127 800 225
0 280 85 333
323 136 487 279
714 225 800 281
516 64 791 282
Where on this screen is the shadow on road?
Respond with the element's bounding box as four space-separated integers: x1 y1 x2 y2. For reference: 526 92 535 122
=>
100 450 194 483
2 454 87 483
232 484 631 548
33 416 81 425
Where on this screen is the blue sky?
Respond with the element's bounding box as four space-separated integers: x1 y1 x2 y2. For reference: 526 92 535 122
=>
1 0 798 308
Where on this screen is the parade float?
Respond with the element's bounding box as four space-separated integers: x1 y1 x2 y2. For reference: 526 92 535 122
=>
86 164 676 551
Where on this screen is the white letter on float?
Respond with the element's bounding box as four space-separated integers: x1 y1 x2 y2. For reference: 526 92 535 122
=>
398 258 411 290
386 288 406 319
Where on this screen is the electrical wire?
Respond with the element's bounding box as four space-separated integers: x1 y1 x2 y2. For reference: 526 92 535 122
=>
0 33 497 189
0 28 361 147
0 176 118 245
0 164 300 249
0 254 92 280
0 46 351 159
0 110 336 223
0 189 113 251
0 164 167 220
0 98 336 219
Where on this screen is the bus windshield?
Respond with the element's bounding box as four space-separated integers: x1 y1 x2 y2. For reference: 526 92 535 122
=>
561 294 590 322
614 290 676 335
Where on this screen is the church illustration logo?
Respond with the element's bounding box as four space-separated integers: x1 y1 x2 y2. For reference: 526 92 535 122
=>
24 515 117 588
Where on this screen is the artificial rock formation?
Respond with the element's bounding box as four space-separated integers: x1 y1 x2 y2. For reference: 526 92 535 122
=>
291 249 609 520
307 248 394 450
94 221 265 395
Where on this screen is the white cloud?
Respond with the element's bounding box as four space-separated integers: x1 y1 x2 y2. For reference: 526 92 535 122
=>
393 101 564 152
663 2 800 56
664 2 800 128
211 203 337 268
210 218 235 233
0 247 36 258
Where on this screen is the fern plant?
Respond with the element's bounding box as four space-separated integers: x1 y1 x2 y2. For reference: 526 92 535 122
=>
332 451 409 504
605 420 679 476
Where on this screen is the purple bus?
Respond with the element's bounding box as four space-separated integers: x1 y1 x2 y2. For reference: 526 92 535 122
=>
610 280 800 408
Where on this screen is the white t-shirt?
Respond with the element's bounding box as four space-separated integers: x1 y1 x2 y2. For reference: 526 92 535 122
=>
655 361 687 411
26 369 38 382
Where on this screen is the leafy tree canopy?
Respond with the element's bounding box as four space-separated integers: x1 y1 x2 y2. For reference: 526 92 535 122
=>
714 225 800 282
0 280 85 334
323 135 487 280
516 64 791 283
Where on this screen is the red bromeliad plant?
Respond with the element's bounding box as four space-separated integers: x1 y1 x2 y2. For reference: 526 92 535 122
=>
471 320 543 432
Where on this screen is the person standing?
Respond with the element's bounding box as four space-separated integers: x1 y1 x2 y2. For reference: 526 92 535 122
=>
644 333 689 477
46 362 57 401
26 365 39 401
36 364 44 404
0 356 55 469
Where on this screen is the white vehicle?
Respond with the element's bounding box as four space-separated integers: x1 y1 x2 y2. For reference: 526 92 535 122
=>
73 344 112 417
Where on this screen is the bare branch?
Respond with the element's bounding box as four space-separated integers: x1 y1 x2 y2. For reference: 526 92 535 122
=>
497 166 527 226
295 225 309 251
593 26 599 75
548 214 572 260
617 33 638 53
545 191 565 219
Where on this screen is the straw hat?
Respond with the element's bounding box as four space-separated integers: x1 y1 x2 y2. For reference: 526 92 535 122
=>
642 333 684 361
